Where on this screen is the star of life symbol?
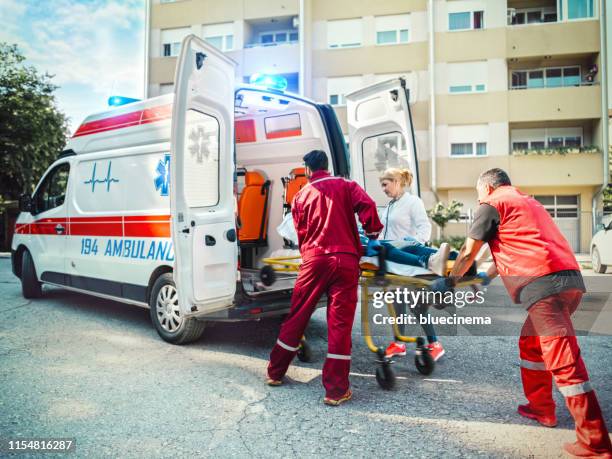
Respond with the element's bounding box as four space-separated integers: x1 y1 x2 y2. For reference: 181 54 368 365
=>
188 126 214 163
154 153 170 197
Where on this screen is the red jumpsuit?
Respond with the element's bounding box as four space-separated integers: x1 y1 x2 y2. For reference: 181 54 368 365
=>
482 186 612 457
267 170 383 399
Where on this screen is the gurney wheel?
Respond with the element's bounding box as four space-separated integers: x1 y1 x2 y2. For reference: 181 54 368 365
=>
297 340 312 363
260 265 277 286
415 350 435 376
376 363 395 390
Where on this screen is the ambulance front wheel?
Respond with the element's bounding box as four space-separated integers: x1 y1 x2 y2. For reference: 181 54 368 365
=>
21 250 42 299
149 273 205 345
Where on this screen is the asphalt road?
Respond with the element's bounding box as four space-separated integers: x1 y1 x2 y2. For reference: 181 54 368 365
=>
1 256 612 458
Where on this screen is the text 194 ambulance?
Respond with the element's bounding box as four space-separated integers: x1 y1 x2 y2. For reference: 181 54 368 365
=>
11 35 420 344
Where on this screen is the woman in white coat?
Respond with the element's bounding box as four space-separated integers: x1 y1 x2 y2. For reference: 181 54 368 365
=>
378 167 447 362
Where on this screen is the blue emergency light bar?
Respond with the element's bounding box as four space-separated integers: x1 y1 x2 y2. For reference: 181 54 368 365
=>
249 73 288 92
108 96 141 107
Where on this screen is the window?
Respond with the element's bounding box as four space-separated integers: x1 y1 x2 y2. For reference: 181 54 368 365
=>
448 124 489 157
535 195 578 218
375 14 410 45
203 23 234 51
264 113 302 140
183 110 220 207
327 75 364 106
511 66 581 89
448 61 487 94
567 0 594 19
327 18 363 48
256 30 298 46
361 132 411 205
449 11 484 31
161 27 190 57
511 8 557 25
33 163 70 214
511 127 583 150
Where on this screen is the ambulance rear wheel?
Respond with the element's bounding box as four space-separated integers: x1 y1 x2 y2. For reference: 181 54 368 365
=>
376 364 395 390
21 250 42 299
149 273 205 344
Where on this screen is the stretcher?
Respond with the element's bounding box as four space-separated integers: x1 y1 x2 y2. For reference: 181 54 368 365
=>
260 248 483 390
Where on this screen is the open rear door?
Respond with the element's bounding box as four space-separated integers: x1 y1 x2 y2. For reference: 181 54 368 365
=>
171 35 237 316
346 78 420 205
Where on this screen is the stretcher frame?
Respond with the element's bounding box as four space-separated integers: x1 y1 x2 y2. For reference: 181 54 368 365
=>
261 255 483 389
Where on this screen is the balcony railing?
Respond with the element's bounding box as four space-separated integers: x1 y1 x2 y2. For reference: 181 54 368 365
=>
244 40 299 49
510 145 600 156
509 80 598 90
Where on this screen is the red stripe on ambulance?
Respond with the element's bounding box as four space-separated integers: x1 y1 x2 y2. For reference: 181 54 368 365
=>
72 104 172 138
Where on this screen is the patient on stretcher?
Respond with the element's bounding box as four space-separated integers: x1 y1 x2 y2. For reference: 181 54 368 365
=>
276 213 452 277
359 234 451 277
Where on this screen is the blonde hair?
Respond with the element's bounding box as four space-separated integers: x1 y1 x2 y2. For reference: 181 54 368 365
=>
379 168 413 188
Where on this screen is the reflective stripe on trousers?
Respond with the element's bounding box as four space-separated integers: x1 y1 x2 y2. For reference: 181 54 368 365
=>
558 381 593 397
520 359 547 371
327 353 351 361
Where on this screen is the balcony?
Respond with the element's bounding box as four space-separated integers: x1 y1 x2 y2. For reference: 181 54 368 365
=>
508 84 601 122
436 150 602 189
506 19 599 59
240 42 299 76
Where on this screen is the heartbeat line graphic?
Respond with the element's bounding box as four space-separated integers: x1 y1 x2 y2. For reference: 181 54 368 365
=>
84 162 119 192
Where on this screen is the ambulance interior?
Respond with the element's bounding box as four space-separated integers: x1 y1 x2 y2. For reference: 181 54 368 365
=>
234 88 334 294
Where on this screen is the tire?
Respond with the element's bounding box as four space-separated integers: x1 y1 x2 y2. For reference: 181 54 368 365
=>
149 273 205 344
376 363 396 390
21 250 42 299
296 340 313 363
415 349 435 376
592 247 607 274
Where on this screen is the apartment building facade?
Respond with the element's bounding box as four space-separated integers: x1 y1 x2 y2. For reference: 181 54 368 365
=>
146 0 607 253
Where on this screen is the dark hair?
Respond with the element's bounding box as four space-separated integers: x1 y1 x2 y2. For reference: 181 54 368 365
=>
303 150 329 172
478 168 511 189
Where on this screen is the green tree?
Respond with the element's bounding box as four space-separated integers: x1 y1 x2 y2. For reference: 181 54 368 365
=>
0 43 68 202
427 200 463 238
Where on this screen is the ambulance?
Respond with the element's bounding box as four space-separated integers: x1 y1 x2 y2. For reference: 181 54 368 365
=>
11 35 419 344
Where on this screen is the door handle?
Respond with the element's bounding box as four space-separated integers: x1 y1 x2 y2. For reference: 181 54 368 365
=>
181 228 190 234
205 235 216 246
55 224 65 235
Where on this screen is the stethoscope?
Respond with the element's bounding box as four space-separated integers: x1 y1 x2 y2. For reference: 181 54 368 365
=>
383 192 405 240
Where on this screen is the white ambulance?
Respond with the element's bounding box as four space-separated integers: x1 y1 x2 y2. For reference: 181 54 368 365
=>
11 36 419 344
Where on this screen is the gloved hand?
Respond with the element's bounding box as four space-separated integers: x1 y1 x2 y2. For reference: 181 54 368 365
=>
430 277 454 293
366 239 382 257
476 272 491 286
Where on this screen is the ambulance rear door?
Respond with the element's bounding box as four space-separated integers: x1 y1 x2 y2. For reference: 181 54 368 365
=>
346 78 420 204
171 35 237 316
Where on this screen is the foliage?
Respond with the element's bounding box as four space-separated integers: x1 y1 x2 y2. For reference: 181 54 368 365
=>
511 145 600 156
430 236 465 251
0 43 68 202
427 200 463 237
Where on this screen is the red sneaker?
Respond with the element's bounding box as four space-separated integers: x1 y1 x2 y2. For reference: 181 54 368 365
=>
425 342 445 361
517 404 557 428
385 342 407 358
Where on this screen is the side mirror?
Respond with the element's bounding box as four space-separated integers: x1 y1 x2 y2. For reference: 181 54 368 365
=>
19 193 32 213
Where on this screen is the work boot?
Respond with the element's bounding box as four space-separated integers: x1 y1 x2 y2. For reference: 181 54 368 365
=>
563 391 612 458
324 389 352 406
517 403 557 427
385 342 406 358
563 441 612 459
425 341 445 362
428 243 450 276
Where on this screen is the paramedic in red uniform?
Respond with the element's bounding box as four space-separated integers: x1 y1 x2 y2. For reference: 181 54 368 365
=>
448 168 612 458
266 150 383 406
